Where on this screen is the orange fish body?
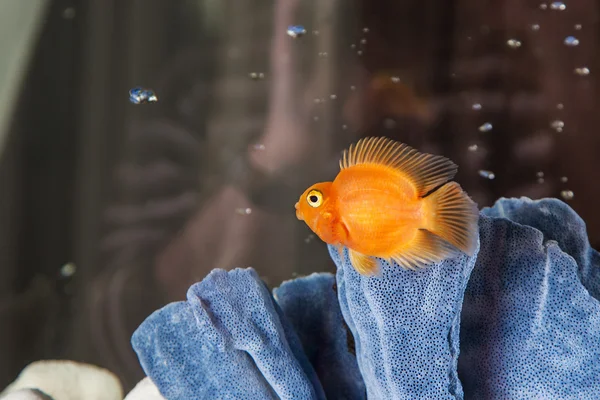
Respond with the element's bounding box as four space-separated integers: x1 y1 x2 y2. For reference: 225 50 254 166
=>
295 136 479 275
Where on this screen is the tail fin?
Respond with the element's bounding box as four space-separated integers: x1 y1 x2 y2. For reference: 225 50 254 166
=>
422 182 479 256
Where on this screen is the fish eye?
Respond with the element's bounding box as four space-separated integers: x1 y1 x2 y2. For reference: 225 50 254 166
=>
306 189 323 208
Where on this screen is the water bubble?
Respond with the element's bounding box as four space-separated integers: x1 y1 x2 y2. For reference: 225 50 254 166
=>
564 36 579 46
235 208 253 215
479 170 496 180
574 24 582 30
479 122 493 132
330 94 337 100
304 234 316 244
560 190 574 200
468 144 479 152
550 2 566 10
539 3 548 10
560 176 569 183
574 67 590 76
507 39 522 48
62 8 76 19
286 25 307 38
383 119 397 130
249 72 265 80
129 87 158 104
550 120 564 132
391 76 401 83
253 144 266 150
472 103 482 110
60 263 76 277
531 24 540 31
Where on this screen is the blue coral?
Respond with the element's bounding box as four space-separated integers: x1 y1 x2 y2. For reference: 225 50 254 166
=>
131 197 600 399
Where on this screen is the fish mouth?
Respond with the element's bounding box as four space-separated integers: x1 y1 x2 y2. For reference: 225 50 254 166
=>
294 202 304 220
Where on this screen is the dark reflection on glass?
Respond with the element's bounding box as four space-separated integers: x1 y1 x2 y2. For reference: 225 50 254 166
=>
0 0 599 392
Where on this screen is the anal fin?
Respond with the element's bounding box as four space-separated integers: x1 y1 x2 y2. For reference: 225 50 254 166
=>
390 229 458 270
348 249 379 276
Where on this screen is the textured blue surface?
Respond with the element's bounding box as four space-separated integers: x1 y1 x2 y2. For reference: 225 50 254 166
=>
329 233 479 399
132 268 325 400
459 198 600 398
273 273 366 400
132 197 600 400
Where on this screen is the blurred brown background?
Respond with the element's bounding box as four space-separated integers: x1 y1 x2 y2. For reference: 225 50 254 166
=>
0 0 598 392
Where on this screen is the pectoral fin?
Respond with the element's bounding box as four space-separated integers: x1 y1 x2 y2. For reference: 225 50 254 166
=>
348 249 379 276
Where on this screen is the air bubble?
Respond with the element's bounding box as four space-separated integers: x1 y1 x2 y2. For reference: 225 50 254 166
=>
286 25 307 38
253 144 266 150
60 263 76 277
564 36 579 46
550 120 564 132
536 171 544 178
560 176 568 183
472 103 482 110
556 103 564 110
560 190 574 200
249 72 265 80
330 94 337 100
507 39 522 48
235 208 253 215
479 122 493 132
304 234 316 244
391 76 401 83
129 87 158 104
62 8 76 19
539 3 548 10
549 2 566 10
468 144 478 152
574 24 582 30
479 170 495 180
574 67 590 76
383 119 397 130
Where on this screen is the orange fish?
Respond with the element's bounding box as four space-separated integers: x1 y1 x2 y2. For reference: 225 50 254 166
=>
295 136 479 275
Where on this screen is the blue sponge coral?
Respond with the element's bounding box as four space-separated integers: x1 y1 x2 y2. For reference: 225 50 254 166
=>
131 198 600 399
131 268 325 399
459 198 600 398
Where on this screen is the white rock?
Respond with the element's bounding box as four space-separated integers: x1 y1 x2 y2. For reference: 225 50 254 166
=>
124 377 165 400
0 388 53 400
0 360 122 400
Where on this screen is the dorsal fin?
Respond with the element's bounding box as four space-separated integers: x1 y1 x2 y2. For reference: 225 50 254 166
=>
339 136 458 197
